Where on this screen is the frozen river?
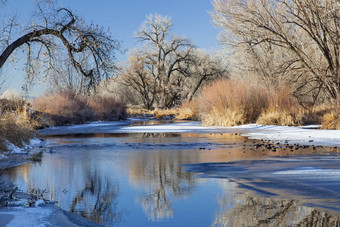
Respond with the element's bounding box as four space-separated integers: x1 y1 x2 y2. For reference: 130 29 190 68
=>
6 119 340 226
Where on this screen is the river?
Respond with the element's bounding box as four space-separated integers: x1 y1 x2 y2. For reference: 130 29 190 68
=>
6 119 340 226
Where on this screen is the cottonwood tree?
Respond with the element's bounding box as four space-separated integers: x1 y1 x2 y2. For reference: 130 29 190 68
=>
135 14 195 108
185 49 228 101
0 0 120 92
212 0 340 107
119 54 159 109
119 14 228 109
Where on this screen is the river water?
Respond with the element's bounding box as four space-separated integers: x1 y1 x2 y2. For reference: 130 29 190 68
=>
6 120 340 226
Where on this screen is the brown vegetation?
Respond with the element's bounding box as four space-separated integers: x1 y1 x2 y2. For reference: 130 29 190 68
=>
0 99 35 152
126 102 199 120
187 79 332 127
322 108 340 130
32 90 127 126
87 96 127 121
199 80 269 126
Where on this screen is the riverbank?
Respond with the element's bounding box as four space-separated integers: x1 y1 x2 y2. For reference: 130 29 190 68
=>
0 204 102 226
1 119 339 226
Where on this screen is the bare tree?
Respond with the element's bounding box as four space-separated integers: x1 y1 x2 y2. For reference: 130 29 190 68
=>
135 14 195 108
185 49 228 101
0 0 120 92
48 62 90 95
119 54 159 109
119 14 228 109
212 0 340 107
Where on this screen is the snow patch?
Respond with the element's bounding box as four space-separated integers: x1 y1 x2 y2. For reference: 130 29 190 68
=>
273 168 340 177
233 124 340 147
34 199 45 207
2 207 53 227
117 121 226 133
6 138 43 154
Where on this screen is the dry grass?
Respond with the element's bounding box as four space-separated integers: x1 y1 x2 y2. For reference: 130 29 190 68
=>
197 79 331 127
257 105 329 126
0 96 35 152
321 107 340 130
33 91 127 125
32 90 89 125
87 96 127 121
177 99 200 120
126 100 199 120
0 113 35 152
199 79 269 126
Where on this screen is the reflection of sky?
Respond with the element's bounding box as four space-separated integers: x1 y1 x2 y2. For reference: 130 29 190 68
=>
8 134 230 226
6 120 340 226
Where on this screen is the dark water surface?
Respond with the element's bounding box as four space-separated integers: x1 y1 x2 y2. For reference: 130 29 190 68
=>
6 120 340 226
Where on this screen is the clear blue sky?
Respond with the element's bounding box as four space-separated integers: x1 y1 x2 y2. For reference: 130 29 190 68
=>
2 0 220 96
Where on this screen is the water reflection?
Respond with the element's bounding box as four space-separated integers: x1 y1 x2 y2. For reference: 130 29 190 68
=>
69 171 120 225
7 149 123 225
5 122 340 226
214 182 340 226
128 151 199 220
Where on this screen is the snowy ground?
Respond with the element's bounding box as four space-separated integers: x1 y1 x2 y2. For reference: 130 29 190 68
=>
233 124 340 147
0 204 101 227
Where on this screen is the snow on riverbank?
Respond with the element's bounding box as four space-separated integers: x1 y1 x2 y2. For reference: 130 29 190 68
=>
118 121 340 147
0 138 44 161
40 119 340 147
233 124 340 147
0 204 102 227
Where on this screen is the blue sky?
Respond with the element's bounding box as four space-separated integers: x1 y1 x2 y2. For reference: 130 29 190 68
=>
2 0 220 96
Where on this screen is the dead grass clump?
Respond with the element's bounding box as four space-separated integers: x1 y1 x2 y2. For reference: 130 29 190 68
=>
87 96 127 121
33 91 128 125
126 107 154 118
199 79 269 126
322 108 340 130
257 111 296 126
0 114 35 151
0 94 35 152
0 99 26 114
32 90 89 125
176 99 200 120
33 90 87 117
257 89 298 126
257 104 329 126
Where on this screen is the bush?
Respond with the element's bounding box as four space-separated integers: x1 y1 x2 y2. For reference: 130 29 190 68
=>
0 114 35 152
32 91 127 125
88 96 126 121
199 79 269 126
176 99 200 120
198 79 330 127
32 90 89 125
322 108 340 130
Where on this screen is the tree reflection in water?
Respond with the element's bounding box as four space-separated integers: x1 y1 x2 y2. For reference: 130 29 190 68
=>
129 150 199 221
213 183 340 226
69 170 121 225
